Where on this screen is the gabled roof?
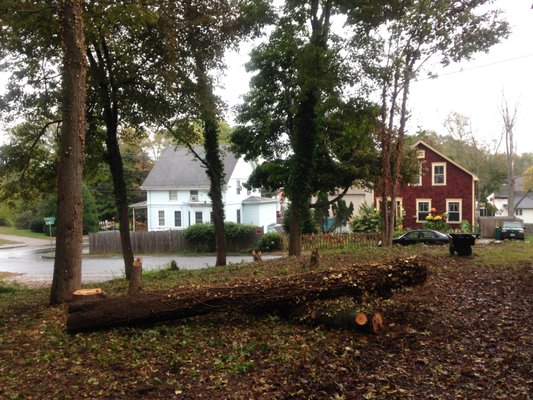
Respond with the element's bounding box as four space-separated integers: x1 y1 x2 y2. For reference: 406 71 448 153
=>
413 140 479 181
141 145 239 190
242 196 278 204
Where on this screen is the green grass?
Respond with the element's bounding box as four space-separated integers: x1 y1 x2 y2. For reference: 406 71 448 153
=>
1 240 533 399
0 238 19 245
0 226 54 240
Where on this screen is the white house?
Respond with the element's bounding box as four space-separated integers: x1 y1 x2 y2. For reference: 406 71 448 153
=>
139 146 278 231
488 188 533 224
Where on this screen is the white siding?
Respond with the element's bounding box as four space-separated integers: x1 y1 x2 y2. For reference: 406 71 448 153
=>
144 157 270 231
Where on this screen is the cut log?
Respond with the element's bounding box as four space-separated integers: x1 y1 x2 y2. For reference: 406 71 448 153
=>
128 257 143 295
71 288 106 303
283 303 384 334
66 256 428 333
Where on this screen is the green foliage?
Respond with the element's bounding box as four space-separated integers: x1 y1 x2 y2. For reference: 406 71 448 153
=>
183 222 258 252
282 206 317 235
459 220 472 233
183 224 216 252
0 204 12 226
257 232 282 252
351 203 381 233
82 185 100 234
422 219 449 232
223 222 256 241
231 3 381 250
14 210 34 230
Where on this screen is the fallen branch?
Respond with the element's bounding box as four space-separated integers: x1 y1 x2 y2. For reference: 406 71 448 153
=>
66 256 428 333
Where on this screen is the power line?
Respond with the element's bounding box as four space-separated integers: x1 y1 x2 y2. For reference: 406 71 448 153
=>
415 53 533 82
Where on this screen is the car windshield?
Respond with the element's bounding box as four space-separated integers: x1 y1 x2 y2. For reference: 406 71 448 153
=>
503 222 522 229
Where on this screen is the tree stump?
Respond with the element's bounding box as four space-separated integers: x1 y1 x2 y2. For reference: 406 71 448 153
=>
71 288 106 303
309 248 319 268
128 257 142 295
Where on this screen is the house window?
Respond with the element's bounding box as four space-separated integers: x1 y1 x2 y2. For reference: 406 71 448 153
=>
414 163 422 186
236 180 241 195
515 208 523 216
416 200 431 223
432 163 446 185
169 190 178 201
446 200 462 223
174 211 182 227
190 190 199 202
237 209 241 224
195 211 203 224
417 150 425 159
158 210 165 226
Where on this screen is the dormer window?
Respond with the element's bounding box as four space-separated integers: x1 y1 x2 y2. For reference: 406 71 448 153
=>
432 162 446 185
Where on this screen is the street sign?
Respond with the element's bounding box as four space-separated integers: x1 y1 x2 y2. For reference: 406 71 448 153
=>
44 217 56 225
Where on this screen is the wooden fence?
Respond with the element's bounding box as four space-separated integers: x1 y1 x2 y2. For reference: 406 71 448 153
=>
282 232 381 251
89 230 381 255
89 230 258 254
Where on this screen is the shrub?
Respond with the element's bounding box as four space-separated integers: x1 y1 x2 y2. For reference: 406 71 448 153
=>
182 223 216 252
15 210 34 230
351 203 381 233
257 232 283 252
183 222 258 252
224 222 256 241
459 219 472 233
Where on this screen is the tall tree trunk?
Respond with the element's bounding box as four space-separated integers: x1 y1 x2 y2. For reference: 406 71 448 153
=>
287 3 331 255
501 99 517 217
50 0 87 305
288 206 302 256
106 127 134 278
87 41 134 279
194 57 226 266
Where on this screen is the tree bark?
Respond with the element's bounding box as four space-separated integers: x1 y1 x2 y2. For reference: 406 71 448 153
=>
66 256 428 333
128 257 142 295
87 40 134 279
50 0 87 305
194 57 227 266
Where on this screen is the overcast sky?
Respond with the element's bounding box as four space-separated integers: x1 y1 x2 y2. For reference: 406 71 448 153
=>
218 0 533 154
1 1 531 154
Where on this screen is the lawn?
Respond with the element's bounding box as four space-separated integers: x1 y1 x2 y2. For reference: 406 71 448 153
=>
0 226 54 240
0 241 532 399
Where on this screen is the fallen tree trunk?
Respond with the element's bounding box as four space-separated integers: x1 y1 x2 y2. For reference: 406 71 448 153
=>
67 256 428 333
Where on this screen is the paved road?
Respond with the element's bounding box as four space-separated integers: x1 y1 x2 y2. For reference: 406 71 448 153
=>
0 234 279 285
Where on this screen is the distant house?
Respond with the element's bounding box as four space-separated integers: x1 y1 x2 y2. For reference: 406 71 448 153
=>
376 140 479 230
488 181 533 224
139 146 278 232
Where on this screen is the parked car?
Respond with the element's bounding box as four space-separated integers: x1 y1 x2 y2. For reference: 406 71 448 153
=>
392 229 450 246
501 221 525 240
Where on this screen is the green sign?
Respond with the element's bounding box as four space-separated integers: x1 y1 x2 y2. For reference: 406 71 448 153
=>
44 217 56 225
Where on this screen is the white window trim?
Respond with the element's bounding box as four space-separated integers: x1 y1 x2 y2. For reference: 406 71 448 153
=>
446 199 462 223
169 190 178 201
158 210 165 227
416 199 432 223
432 162 446 186
195 211 203 224
415 163 422 186
417 150 425 159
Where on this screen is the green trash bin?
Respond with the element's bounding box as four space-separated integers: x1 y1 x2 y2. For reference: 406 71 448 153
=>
495 227 502 240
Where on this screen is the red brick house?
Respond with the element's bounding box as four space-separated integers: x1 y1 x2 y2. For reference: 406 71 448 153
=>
376 140 478 230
